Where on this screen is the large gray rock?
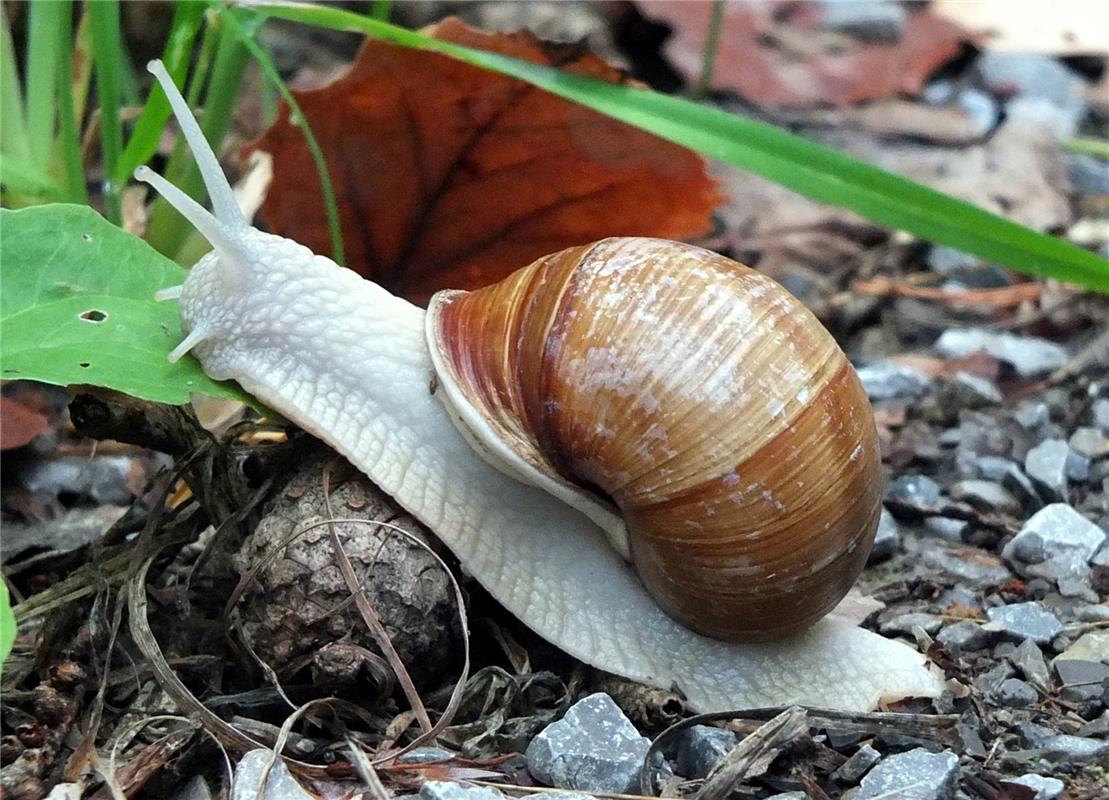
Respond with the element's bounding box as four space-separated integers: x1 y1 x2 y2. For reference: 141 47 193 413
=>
673 725 737 779
232 750 314 800
935 329 1067 377
986 603 1064 645
856 748 958 800
1002 504 1106 584
526 693 650 793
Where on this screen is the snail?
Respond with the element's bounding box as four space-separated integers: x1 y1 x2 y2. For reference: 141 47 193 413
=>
136 60 942 712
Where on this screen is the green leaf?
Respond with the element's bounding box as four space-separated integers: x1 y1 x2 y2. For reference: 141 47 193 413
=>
0 580 14 676
254 3 1109 293
0 204 247 404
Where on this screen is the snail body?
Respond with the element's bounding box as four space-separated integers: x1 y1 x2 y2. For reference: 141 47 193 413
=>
136 61 941 712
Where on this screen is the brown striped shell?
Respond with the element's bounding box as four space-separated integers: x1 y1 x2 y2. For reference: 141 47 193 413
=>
425 238 882 640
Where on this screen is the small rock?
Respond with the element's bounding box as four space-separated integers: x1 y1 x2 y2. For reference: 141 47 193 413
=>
525 693 651 793
869 508 901 562
420 784 506 800
927 244 976 274
1010 532 1047 564
920 542 1013 588
1054 659 1109 688
1071 427 1109 459
857 361 932 401
765 794 807 800
673 725 737 779
1054 631 1109 663
399 747 457 764
880 613 943 637
1068 154 1109 198
986 603 1064 645
952 372 1003 406
819 0 906 41
232 750 315 800
1002 465 1044 509
1078 710 1109 737
1016 402 1051 430
1093 398 1109 431
976 53 1088 139
1065 450 1090 482
993 677 1038 707
1038 733 1109 762
833 743 881 783
1025 441 1071 501
935 329 1067 377
950 480 1020 515
1011 638 1052 693
1007 773 1065 800
856 747 958 800
925 516 968 542
887 474 942 507
956 88 999 136
975 661 1017 695
937 621 996 654
1006 96 1085 140
971 455 1018 481
1002 504 1107 583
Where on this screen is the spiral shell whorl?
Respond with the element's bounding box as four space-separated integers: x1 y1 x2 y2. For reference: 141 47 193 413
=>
428 238 881 639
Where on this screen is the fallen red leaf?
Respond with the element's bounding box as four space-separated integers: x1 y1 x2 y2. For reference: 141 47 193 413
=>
250 18 720 303
0 391 52 450
639 1 974 107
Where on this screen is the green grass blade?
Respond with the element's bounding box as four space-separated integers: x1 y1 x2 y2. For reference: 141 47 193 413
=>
213 3 346 265
88 0 125 224
24 1 67 167
697 0 725 99
1064 137 1109 160
253 3 1109 293
0 153 65 200
53 1 86 204
0 580 15 678
0 6 30 163
119 1 206 179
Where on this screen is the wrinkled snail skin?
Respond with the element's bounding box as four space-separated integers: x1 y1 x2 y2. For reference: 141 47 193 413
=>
137 59 943 712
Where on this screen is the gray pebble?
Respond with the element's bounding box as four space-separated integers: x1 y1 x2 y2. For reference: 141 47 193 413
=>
880 613 943 637
956 88 999 136
1054 659 1109 687
1003 465 1044 509
888 474 942 506
673 725 737 779
525 693 650 793
1016 402 1051 430
856 747 958 800
1068 153 1109 198
232 750 315 800
870 507 901 562
1070 427 1109 459
986 603 1064 645
976 53 1087 139
1092 398 1109 432
1010 532 1046 564
993 677 1038 707
765 794 807 800
975 661 1017 695
1011 638 1051 693
950 480 1020 515
1038 733 1109 762
927 244 976 274
857 361 932 401
397 747 457 764
972 455 1019 482
935 329 1067 377
925 516 968 542
420 785 505 800
920 542 1013 588
1002 504 1107 584
833 743 881 783
937 621 996 654
819 0 906 40
1025 441 1070 501
1065 450 1090 483
952 372 1003 406
1008 773 1065 800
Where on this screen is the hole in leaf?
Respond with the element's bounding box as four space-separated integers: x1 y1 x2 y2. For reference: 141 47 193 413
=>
79 362 90 368
82 233 92 242
80 309 108 323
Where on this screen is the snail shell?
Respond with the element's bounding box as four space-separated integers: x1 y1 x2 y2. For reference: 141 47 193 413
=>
427 237 882 640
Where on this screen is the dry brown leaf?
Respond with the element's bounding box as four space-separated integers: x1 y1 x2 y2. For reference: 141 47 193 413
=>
640 1 974 107
250 18 719 302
